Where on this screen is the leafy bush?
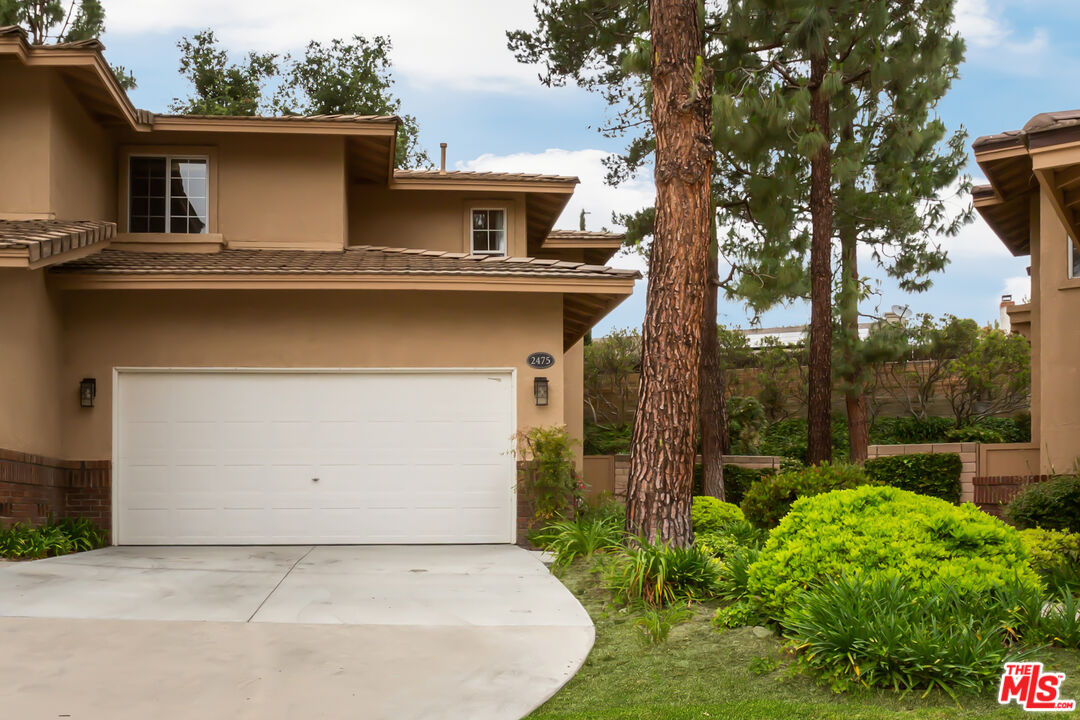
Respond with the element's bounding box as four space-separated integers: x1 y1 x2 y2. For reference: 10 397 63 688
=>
532 515 624 567
1007 475 1080 533
869 416 954 445
748 486 1041 616
1019 528 1080 591
758 418 850 463
785 574 1033 696
943 425 1005 444
717 545 760 602
583 421 632 455
0 518 107 559
863 452 962 503
717 466 774 506
604 540 720 608
516 425 580 522
691 496 744 532
740 462 871 529
727 396 766 453
695 520 765 560
633 605 693 646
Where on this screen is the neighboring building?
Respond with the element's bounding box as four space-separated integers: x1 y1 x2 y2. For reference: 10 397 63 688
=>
738 320 890 348
0 27 636 545
973 109 1080 477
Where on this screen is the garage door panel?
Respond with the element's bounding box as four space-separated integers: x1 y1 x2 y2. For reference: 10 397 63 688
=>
116 370 515 545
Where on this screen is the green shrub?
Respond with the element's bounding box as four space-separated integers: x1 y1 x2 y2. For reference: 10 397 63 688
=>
532 515 623 567
0 518 107 560
604 540 720 608
516 425 580 522
869 416 954 445
944 425 1005 443
1007 475 1080 533
1019 528 1080 591
748 486 1041 616
691 496 744 532
695 520 765 560
717 545 759 602
718 466 774 506
577 493 625 523
863 452 962 503
740 462 871 529
785 574 1033 695
583 421 632 455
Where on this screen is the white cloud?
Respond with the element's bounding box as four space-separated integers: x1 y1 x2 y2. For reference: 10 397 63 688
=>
460 148 655 272
954 0 1053 74
102 0 542 92
1002 275 1031 304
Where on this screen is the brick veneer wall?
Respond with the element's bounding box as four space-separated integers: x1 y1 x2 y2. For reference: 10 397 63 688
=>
973 474 1052 518
0 449 111 535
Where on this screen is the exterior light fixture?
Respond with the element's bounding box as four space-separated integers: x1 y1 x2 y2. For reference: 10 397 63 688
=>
79 378 96 408
533 376 549 407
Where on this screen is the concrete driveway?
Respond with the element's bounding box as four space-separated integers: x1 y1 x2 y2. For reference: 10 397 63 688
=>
0 545 593 720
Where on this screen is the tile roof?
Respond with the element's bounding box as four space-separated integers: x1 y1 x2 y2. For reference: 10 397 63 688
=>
974 109 1080 151
0 220 115 264
0 25 103 50
147 112 398 124
546 229 626 241
51 245 641 280
394 170 579 184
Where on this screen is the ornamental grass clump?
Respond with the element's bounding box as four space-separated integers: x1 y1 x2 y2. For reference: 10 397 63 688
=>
747 485 1040 617
532 514 624 568
604 539 720 608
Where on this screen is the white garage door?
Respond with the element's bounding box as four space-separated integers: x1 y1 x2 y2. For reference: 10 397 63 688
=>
114 370 516 545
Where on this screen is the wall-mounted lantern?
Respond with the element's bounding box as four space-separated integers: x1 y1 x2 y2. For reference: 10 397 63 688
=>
79 378 96 408
533 376 549 407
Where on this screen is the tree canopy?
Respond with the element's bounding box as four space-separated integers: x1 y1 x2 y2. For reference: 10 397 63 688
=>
171 30 429 168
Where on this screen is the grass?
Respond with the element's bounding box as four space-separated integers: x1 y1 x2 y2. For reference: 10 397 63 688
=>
529 561 1080 720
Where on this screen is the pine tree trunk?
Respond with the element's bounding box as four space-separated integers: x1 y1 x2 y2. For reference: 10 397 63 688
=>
701 250 726 500
625 0 712 545
839 211 869 464
806 54 834 466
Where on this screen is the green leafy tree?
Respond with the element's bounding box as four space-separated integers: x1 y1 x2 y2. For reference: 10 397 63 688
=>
879 314 978 421
583 329 641 424
274 36 430 168
1 0 135 88
170 30 278 116
714 0 969 465
946 327 1030 427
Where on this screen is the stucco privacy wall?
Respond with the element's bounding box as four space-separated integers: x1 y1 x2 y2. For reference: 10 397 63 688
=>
348 188 529 256
59 289 568 460
48 73 115 222
563 339 584 470
0 270 64 459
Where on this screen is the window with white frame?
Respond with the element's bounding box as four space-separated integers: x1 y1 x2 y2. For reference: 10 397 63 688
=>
471 208 506 255
1070 236 1080 279
129 155 209 233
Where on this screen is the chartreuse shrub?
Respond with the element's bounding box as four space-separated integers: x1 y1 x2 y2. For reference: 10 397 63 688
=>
516 425 580 523
740 462 871 529
785 574 1035 696
1007 475 1080 533
747 485 1040 617
691 497 744 532
603 539 720 608
863 452 962 503
1019 527 1080 591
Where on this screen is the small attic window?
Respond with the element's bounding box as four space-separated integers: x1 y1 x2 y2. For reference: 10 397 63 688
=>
471 209 506 255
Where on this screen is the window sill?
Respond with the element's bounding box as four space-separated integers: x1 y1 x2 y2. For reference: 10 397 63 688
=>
113 233 224 253
1058 278 1080 291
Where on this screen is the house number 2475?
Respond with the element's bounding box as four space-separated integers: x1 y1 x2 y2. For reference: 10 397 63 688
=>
527 352 555 369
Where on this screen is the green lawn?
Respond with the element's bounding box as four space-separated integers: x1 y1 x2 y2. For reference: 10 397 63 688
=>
529 561 1080 720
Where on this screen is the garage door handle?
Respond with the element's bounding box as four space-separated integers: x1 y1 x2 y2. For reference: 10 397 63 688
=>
312 477 319 482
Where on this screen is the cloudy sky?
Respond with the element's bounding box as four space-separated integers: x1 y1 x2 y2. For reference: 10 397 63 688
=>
97 0 1079 334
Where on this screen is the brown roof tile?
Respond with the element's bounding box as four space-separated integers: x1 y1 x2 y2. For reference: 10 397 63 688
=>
50 244 641 280
546 229 626 241
394 169 579 184
0 220 115 264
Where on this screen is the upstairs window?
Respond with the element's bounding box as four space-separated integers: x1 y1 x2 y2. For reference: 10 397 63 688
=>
129 155 208 234
471 209 506 255
1071 236 1080 279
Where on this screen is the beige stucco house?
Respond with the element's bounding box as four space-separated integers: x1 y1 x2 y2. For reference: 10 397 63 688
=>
974 110 1080 478
0 27 635 545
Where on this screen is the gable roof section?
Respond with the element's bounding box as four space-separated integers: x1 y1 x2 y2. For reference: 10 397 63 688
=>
972 109 1080 257
0 219 114 268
